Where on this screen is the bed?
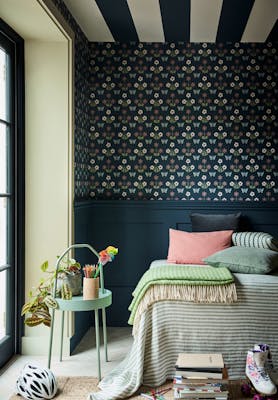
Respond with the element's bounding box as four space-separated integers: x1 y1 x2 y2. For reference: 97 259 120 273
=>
89 259 278 400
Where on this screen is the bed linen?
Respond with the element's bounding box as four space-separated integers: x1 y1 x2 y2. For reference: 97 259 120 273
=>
88 261 278 400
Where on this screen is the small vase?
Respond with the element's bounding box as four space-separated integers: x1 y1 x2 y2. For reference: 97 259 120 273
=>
83 277 99 300
56 271 82 296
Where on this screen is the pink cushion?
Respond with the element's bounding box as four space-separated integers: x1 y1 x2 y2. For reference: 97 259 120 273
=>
167 229 233 265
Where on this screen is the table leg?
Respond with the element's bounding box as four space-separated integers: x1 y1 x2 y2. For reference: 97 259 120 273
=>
94 309 101 381
102 308 108 362
48 308 56 369
60 311 65 362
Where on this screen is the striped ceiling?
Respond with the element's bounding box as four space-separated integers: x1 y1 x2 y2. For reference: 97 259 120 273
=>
63 0 278 43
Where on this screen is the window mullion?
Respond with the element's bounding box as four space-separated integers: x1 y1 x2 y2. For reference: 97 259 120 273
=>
0 264 11 272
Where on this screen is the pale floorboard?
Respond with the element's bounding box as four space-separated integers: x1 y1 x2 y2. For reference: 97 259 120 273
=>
0 327 133 400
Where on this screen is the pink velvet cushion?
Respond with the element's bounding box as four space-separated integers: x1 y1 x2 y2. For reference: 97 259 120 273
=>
167 229 233 265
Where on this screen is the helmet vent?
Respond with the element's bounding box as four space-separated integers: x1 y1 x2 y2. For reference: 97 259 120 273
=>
42 382 49 393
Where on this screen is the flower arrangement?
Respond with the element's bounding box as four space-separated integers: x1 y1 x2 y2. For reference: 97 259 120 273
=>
83 246 118 278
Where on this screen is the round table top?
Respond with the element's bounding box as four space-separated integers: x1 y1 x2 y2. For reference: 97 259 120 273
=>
55 288 112 311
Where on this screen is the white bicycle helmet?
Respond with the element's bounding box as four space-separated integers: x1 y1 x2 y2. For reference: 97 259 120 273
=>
16 363 57 399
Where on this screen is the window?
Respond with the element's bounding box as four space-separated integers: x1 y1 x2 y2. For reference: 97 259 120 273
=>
0 19 24 368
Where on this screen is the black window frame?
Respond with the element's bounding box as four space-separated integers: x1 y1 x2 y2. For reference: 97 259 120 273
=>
0 18 25 367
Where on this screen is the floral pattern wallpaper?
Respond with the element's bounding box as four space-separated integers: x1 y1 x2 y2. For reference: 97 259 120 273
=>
51 0 91 199
89 42 278 201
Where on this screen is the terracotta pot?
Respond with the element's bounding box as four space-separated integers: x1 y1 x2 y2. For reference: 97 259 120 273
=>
83 277 99 300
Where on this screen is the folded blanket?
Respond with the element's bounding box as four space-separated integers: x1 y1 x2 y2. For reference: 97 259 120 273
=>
128 265 237 334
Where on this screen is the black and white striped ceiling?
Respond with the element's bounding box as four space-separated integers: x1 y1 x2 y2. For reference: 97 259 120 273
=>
63 0 278 43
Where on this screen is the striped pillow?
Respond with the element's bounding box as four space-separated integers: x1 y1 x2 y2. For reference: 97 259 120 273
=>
232 232 278 251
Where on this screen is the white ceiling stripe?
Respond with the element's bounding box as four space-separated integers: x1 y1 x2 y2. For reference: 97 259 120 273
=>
127 0 165 42
63 0 114 42
241 0 278 42
190 0 223 42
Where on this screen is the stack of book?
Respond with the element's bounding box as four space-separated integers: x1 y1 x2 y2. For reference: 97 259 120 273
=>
173 353 229 399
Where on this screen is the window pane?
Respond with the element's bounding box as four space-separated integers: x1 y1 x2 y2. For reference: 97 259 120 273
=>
0 122 8 193
0 48 9 121
0 197 7 266
0 270 7 339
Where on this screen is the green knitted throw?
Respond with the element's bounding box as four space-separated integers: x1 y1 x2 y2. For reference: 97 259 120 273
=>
128 265 236 326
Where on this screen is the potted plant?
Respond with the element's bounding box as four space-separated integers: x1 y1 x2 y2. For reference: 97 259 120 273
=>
21 257 81 327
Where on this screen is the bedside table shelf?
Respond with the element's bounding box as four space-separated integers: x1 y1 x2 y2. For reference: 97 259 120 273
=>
47 244 112 381
55 289 112 311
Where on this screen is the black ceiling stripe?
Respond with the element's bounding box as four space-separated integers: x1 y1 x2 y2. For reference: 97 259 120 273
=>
216 0 255 42
95 0 138 42
159 0 190 42
267 19 278 42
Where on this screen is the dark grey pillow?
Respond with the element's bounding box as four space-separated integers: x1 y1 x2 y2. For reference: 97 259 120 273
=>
190 213 241 232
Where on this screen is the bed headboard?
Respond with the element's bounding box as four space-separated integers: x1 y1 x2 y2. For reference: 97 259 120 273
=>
74 200 278 326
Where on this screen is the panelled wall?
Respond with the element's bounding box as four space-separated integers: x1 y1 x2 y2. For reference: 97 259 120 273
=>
75 201 278 326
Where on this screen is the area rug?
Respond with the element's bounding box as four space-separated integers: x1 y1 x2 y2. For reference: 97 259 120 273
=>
10 376 246 399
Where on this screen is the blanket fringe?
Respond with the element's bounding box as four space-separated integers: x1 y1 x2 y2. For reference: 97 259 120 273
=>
132 283 237 336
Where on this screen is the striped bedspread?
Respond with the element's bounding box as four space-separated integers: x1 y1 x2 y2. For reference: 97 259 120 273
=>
88 262 278 400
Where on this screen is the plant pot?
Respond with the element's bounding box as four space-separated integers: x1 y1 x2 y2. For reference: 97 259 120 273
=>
56 271 82 296
83 277 99 300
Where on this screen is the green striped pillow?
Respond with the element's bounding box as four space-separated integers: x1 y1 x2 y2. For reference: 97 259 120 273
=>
232 232 278 252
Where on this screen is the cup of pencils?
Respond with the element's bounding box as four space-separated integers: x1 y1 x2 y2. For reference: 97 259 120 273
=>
82 264 99 300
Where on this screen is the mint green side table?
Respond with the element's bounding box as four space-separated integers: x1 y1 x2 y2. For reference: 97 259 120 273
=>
47 244 112 381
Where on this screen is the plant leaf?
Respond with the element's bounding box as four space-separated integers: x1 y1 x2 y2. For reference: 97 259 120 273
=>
43 319 51 327
21 302 32 316
40 260 49 272
33 310 51 320
24 316 44 327
44 295 58 309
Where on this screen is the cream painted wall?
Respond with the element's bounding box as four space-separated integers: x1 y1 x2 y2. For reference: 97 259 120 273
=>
0 0 74 356
22 40 73 355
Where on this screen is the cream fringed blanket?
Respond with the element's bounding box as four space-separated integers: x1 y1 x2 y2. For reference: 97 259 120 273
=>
128 264 237 334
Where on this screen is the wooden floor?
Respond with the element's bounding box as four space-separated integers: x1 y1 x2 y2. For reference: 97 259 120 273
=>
9 377 278 400
229 379 249 399
228 380 278 399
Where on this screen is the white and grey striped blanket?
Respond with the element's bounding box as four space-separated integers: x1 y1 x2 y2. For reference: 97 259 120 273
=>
89 261 278 400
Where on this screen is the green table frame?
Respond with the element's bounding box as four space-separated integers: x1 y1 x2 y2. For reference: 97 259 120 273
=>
47 244 112 381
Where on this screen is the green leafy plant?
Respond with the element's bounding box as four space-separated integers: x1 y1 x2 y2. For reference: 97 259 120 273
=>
21 258 81 327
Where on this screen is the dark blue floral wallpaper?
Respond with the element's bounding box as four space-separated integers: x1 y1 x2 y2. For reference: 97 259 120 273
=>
89 42 278 201
51 0 91 199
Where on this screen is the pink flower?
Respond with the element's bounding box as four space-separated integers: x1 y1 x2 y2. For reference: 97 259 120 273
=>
94 246 118 278
98 250 112 266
